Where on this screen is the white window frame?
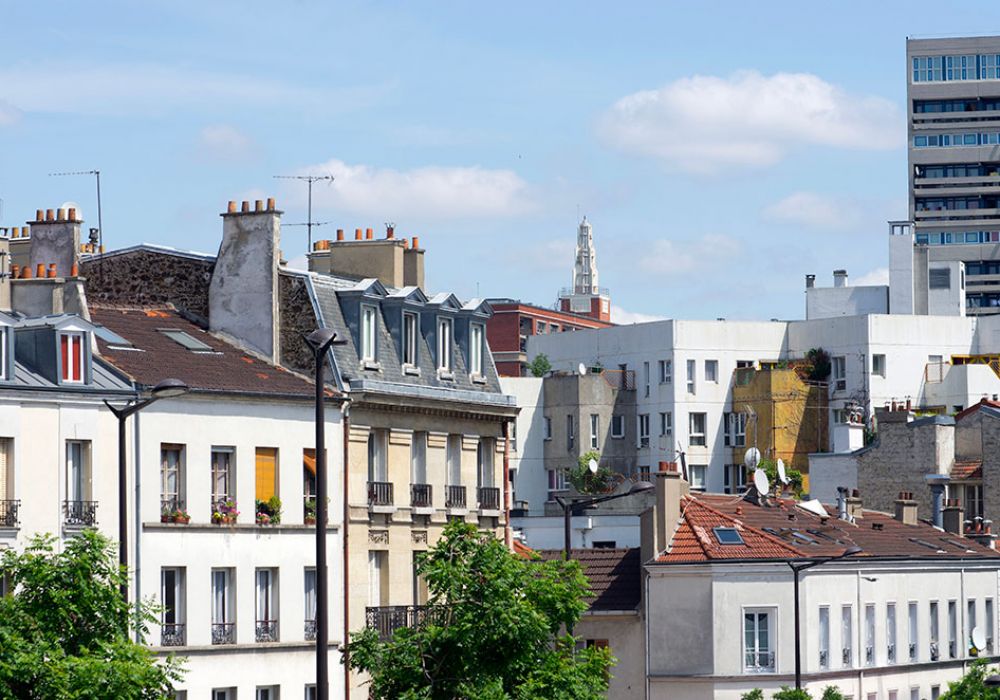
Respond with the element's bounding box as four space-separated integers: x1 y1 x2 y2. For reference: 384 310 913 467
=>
211 447 234 505
66 440 91 503
611 414 625 439
743 607 776 673
638 414 650 448
873 353 886 378
819 606 830 669
59 330 85 384
256 568 277 632
411 431 427 484
402 311 418 366
368 429 388 482
705 359 719 383
842 604 853 667
887 602 897 664
361 305 378 362
211 568 234 626
930 600 940 660
304 567 317 627
437 317 453 371
689 464 707 492
659 359 672 383
160 444 184 510
659 411 672 438
686 359 696 393
470 323 485 377
477 437 495 489
948 600 957 658
833 356 846 391
725 412 746 447
865 604 875 666
909 601 918 661
161 567 185 630
689 412 707 447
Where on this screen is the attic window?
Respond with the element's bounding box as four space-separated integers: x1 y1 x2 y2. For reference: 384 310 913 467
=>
60 331 85 384
158 329 213 352
713 527 744 545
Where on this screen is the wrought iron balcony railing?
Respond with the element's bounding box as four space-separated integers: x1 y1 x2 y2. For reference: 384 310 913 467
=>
930 642 940 661
256 619 279 643
211 622 236 645
0 499 20 528
818 649 828 668
445 485 466 509
865 645 874 665
161 622 186 647
842 647 852 666
887 643 896 663
304 618 317 641
478 486 500 511
411 483 432 509
367 481 393 507
743 650 775 673
63 500 98 527
365 605 449 641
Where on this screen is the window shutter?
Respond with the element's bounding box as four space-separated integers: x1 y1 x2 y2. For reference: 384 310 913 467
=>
255 448 277 500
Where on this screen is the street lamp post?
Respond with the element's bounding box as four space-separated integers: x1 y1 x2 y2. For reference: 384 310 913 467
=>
554 480 655 561
104 378 189 604
788 546 863 690
304 328 345 700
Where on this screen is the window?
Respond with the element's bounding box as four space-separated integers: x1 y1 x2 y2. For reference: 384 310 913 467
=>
964 484 984 520
447 434 462 486
566 415 575 450
369 551 388 607
969 599 978 655
543 416 552 441
211 447 234 506
887 603 897 664
842 605 853 667
638 414 650 448
360 305 378 362
255 447 278 502
159 329 213 352
643 361 650 397
819 607 830 669
743 609 775 673
909 602 918 661
0 438 12 513
930 601 940 660
303 449 317 509
713 527 744 545
592 541 616 549
865 604 875 666
988 599 995 654
256 568 278 642
256 688 278 700
705 359 718 383
411 431 427 485
589 414 599 449
724 464 747 494
437 317 453 371
689 413 707 447
686 359 696 393
833 356 846 391
402 312 418 365
873 354 886 378
304 568 317 640
659 359 672 383
611 415 625 438
470 323 485 376
367 429 388 482
161 568 185 646
477 438 494 489
0 328 6 380
305 687 317 700
659 411 672 437
66 440 91 504
689 465 707 491
212 689 235 700
160 444 184 513
724 412 746 447
929 268 951 291
911 689 919 700
59 331 85 383
547 469 566 501
211 568 235 645
948 601 957 658
932 686 940 700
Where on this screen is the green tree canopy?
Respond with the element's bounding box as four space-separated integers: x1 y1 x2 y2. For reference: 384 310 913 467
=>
528 353 552 378
567 451 615 495
941 659 1000 699
0 531 184 699
346 520 614 699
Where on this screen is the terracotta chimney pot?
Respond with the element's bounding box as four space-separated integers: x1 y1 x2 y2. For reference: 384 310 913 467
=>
412 236 420 249
21 265 31 279
35 209 44 222
10 265 19 278
68 207 77 221
254 200 263 212
266 197 275 211
70 262 79 277
227 201 238 213
57 209 66 221
240 201 250 213
47 264 57 278
35 263 45 278
386 225 394 239
365 227 373 240
336 229 344 241
355 228 362 240
46 209 55 222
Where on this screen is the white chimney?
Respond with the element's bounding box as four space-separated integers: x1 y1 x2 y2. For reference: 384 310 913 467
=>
833 269 848 288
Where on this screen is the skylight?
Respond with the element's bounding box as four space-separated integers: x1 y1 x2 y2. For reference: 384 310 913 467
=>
713 527 744 545
158 329 213 352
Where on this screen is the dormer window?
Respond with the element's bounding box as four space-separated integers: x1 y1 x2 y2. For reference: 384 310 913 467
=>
361 306 378 362
60 331 85 384
403 312 418 366
437 318 453 371
470 323 485 377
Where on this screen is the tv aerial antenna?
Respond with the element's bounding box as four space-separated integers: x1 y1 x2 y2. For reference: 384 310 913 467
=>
273 174 335 253
48 170 103 252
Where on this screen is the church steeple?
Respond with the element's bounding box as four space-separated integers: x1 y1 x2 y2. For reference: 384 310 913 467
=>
572 216 599 295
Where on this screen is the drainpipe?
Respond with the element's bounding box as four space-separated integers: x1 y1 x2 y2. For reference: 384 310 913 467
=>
341 401 351 700
133 412 142 644
927 475 948 529
503 419 512 548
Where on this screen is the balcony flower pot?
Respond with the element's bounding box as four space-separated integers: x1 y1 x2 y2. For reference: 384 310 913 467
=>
174 511 191 525
256 512 272 526
304 515 317 526
161 512 174 523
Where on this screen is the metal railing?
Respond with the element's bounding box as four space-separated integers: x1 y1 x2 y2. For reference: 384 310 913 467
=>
865 645 874 665
367 481 393 507
819 649 828 668
211 622 236 645
161 622 185 647
887 643 896 663
0 499 20 527
365 605 449 641
842 647 852 666
304 618 317 641
930 642 940 661
63 500 98 527
446 485 466 509
256 619 279 643
478 487 500 511
600 369 636 391
909 642 917 661
410 483 432 509
743 650 775 672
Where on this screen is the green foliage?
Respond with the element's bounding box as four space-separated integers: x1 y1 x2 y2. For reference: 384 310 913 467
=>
567 452 615 495
758 457 804 497
345 520 614 699
805 348 831 381
740 690 765 700
255 495 282 524
529 353 552 378
740 687 846 700
773 688 812 700
821 687 847 700
941 659 1000 699
0 530 184 699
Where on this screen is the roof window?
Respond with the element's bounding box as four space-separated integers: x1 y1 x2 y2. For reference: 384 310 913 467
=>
158 329 213 352
713 527 745 545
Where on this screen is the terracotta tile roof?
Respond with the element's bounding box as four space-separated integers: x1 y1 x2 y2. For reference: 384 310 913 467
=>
955 399 1000 422
90 305 324 398
952 459 983 480
538 548 641 611
512 540 535 558
656 493 1000 563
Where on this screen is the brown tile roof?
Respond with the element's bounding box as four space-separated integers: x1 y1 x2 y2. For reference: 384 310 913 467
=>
90 305 324 398
952 459 983 480
955 398 1000 422
656 493 1000 564
539 548 641 612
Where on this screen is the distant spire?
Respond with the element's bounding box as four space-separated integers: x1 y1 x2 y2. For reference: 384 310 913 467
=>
572 216 599 295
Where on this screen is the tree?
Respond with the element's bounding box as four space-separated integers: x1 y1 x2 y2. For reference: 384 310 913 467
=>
758 457 804 498
528 353 552 378
941 659 1000 699
0 531 184 699
346 520 614 699
739 686 846 700
567 451 615 495
804 348 831 382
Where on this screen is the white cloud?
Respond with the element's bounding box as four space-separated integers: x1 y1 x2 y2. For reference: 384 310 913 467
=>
636 234 742 275
297 158 533 220
600 70 902 173
611 305 667 325
197 124 255 162
854 267 889 286
0 100 20 126
762 191 860 230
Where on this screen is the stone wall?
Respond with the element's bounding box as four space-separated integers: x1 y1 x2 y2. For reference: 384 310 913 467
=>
278 272 318 376
982 415 1000 528
82 251 213 322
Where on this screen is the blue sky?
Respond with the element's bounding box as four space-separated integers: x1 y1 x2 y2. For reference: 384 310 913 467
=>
0 2 992 321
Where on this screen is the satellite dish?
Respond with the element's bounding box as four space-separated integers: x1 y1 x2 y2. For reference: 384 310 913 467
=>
744 447 761 470
777 459 790 485
753 468 770 495
588 458 599 474
973 626 987 652
578 363 587 376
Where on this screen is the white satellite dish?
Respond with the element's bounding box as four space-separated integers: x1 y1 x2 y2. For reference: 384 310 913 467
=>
776 459 790 485
588 458 599 474
973 626 987 652
753 468 770 495
744 447 761 470
578 362 587 376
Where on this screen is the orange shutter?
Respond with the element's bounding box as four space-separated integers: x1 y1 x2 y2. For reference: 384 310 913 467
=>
255 448 277 500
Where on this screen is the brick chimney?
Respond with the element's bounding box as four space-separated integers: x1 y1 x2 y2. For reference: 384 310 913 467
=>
894 492 918 525
7 209 89 319
845 489 864 521
942 498 965 535
640 464 689 565
209 199 282 361
306 226 425 290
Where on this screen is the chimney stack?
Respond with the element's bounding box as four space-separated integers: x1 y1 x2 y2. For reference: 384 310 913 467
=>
942 498 965 536
641 468 689 566
365 228 373 240
833 269 848 288
386 225 394 239
894 492 918 525
806 274 816 289
837 487 849 521
845 489 863 521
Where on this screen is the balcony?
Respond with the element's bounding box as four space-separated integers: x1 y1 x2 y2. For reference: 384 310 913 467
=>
304 618 317 641
865 645 874 665
842 648 852 666
256 619 279 643
0 499 20 528
63 500 98 527
819 649 828 669
367 481 394 510
445 485 467 510
365 605 449 641
411 483 433 510
887 643 896 664
478 487 500 513
161 622 186 647
211 622 236 645
930 642 940 661
743 650 775 673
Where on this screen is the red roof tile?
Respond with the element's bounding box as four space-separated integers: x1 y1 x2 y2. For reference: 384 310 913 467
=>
952 460 983 480
538 548 641 611
955 399 1000 422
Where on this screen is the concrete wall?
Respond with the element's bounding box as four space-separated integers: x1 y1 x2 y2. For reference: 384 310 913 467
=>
806 285 888 320
501 377 547 514
27 217 79 280
513 514 641 549
574 613 645 700
308 238 419 289
925 363 1000 411
808 452 860 505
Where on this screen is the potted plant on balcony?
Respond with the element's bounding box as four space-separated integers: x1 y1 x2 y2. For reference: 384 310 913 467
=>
160 507 175 524
304 497 317 525
255 495 282 525
212 500 239 525
173 507 190 525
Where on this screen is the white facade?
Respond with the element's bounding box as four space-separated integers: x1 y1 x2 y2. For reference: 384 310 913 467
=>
502 376 545 514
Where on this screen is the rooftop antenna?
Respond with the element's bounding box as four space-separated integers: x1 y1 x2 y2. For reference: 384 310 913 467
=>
273 174 335 253
49 169 102 251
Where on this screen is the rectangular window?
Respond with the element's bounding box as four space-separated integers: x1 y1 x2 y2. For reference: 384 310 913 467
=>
361 305 378 362
160 444 184 513
211 568 234 645
689 412 707 447
932 687 940 700
865 604 875 666
887 603 897 664
402 312 418 365
643 361 650 397
66 440 91 503
611 415 625 438
470 323 485 376
724 464 747 494
0 437 11 504
255 447 278 502
566 415 575 451
969 599 977 656
833 356 846 391
368 551 388 607
689 465 706 491
303 449 317 508
705 359 718 382
367 429 388 482
477 438 495 489
686 359 696 393
589 414 600 449
873 354 886 378
724 412 746 447
304 568 317 638
411 431 427 484
212 689 235 700
819 607 830 669
842 605 853 667
543 416 552 441
638 414 650 448
929 268 951 290
161 567 185 646
547 469 566 501
211 447 234 506
256 568 278 642
964 484 984 520
437 318 453 371
948 601 957 658
447 434 462 486
659 359 672 383
987 599 996 654
60 331 85 383
909 602 918 661
743 609 775 672
930 601 940 660
659 411 672 437
256 687 278 700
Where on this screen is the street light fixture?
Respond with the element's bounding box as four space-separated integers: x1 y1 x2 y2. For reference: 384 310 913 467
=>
104 378 190 604
789 546 863 690
554 480 655 561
